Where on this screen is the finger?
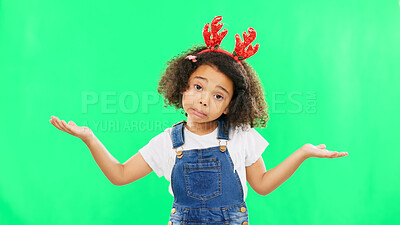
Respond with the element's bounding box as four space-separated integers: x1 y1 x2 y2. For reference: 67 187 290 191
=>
329 151 339 158
59 120 74 135
328 151 348 158
54 118 68 132
63 120 78 135
317 144 326 149
335 152 349 158
50 118 60 129
54 117 72 134
50 117 65 132
68 121 77 126
319 148 335 158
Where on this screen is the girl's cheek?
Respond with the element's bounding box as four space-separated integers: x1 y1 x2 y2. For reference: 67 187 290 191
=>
183 90 198 105
209 99 224 110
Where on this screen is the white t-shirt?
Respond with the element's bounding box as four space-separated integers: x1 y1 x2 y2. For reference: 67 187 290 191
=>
139 124 269 200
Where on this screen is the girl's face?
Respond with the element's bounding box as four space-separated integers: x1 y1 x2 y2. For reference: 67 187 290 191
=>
181 64 234 124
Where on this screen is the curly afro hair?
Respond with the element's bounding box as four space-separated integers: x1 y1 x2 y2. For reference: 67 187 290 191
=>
157 45 269 131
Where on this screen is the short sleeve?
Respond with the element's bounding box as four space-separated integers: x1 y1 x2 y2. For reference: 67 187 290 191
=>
138 130 170 178
244 128 269 167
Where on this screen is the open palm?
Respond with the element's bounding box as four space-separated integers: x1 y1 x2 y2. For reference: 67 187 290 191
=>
49 116 93 141
301 144 348 159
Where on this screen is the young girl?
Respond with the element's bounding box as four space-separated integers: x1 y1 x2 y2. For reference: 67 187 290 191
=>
50 16 348 225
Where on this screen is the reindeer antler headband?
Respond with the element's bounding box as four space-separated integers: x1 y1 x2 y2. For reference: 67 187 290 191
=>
193 16 259 63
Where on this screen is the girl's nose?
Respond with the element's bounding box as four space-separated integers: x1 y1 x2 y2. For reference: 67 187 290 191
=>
199 100 207 106
198 93 209 106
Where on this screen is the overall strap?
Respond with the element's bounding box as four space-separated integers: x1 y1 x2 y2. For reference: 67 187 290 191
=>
217 117 230 140
171 120 186 149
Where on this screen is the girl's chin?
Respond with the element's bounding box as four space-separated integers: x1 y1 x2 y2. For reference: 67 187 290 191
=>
187 116 221 125
187 115 207 122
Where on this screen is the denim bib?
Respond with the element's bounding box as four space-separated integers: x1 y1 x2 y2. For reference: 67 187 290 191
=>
168 117 249 225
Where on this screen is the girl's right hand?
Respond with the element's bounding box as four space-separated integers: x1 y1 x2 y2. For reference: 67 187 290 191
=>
50 116 94 142
299 143 348 159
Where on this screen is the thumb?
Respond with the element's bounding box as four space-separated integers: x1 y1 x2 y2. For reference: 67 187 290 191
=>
317 144 326 149
68 121 77 126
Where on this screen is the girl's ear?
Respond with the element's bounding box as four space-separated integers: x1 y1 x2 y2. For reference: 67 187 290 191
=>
223 107 229 114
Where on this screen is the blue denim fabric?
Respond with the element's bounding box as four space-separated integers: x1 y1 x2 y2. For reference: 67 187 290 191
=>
169 117 249 224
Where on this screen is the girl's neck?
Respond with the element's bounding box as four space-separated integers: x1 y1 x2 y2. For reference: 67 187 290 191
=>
185 120 218 136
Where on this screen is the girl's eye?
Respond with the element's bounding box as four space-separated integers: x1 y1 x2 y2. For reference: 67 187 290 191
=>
194 84 223 100
215 94 224 100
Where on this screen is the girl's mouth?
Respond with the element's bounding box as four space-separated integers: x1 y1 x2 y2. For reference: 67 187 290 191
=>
190 108 207 118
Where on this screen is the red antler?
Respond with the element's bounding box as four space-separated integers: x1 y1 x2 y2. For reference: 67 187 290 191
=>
197 16 260 63
202 16 228 49
233 27 259 60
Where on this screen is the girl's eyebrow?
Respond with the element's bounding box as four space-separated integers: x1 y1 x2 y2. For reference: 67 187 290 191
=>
193 76 230 96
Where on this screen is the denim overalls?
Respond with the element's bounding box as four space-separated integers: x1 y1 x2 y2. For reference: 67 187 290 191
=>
168 117 249 225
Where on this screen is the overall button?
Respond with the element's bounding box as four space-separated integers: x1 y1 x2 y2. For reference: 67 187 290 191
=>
242 222 248 225
171 208 176 214
240 207 246 213
168 221 173 225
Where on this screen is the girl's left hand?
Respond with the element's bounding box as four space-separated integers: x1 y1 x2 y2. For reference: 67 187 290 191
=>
299 144 349 159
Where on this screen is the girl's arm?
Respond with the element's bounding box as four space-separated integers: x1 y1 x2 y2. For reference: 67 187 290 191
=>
50 116 152 186
82 134 152 185
246 144 348 196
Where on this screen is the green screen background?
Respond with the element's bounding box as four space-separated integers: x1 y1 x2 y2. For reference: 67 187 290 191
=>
1 0 399 224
